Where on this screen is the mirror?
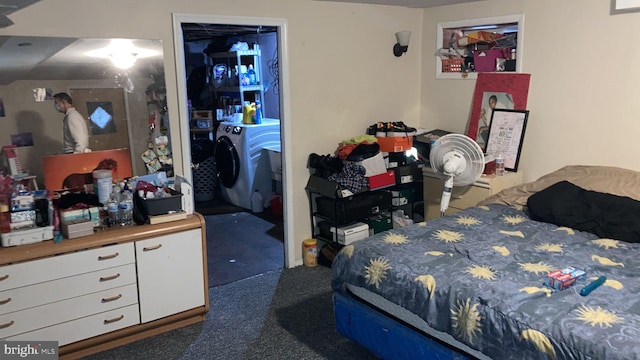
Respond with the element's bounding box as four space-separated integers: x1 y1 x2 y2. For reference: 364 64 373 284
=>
0 36 168 189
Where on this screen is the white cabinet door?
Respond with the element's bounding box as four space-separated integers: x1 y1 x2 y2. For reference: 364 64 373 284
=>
135 229 205 323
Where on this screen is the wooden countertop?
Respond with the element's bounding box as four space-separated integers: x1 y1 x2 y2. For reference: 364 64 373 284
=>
0 213 206 266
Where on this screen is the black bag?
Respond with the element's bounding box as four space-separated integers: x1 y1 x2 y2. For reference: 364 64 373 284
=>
318 242 342 267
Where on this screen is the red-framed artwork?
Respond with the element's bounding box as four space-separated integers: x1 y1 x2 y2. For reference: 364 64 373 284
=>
466 73 531 151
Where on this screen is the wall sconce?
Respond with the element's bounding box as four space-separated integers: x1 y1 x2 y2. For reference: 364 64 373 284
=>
393 31 411 57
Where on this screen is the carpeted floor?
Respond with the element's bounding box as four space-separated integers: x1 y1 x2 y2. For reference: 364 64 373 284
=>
205 211 284 287
84 266 374 360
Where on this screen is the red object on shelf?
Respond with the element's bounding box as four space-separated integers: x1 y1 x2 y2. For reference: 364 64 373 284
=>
367 170 396 190
377 136 413 153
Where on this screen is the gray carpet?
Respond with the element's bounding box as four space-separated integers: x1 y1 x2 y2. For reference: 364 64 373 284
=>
84 266 374 359
205 212 284 287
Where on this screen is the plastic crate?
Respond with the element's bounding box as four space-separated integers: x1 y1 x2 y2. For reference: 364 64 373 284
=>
441 58 464 73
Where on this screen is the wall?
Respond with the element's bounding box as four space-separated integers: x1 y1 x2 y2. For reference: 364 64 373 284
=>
0 0 422 265
422 0 640 182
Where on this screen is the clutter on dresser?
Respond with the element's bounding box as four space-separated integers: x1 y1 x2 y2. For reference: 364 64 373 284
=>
0 174 54 247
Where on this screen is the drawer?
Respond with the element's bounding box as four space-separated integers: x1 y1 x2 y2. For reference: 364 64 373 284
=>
424 177 491 209
0 242 134 291
0 283 138 338
7 304 140 346
0 263 136 314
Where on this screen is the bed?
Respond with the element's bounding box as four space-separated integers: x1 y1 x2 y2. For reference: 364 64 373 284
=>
331 165 640 360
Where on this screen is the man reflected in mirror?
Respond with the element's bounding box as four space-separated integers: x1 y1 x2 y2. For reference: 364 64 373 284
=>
53 92 91 154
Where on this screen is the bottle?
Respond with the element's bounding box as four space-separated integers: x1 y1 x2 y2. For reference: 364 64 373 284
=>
254 100 262 124
247 64 257 85
495 153 505 176
119 187 134 226
251 190 263 213
107 184 121 227
119 181 134 226
0 202 10 233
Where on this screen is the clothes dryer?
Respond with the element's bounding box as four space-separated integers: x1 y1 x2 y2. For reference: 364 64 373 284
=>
214 118 281 210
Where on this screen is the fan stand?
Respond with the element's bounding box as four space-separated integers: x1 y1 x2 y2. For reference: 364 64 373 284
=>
440 176 454 217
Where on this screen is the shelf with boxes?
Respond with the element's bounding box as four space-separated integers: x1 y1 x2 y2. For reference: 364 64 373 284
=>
306 142 425 247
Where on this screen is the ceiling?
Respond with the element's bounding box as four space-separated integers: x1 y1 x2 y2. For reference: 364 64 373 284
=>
0 36 165 85
312 0 484 8
0 0 40 27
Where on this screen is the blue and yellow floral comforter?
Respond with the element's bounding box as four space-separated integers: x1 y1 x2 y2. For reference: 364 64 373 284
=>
332 204 640 360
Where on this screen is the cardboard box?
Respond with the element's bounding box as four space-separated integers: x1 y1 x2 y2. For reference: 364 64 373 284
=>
306 175 355 199
394 165 416 184
358 152 387 177
366 214 392 235
377 136 413 153
336 222 369 245
367 171 396 190
543 267 586 291
61 219 94 239
1 226 53 247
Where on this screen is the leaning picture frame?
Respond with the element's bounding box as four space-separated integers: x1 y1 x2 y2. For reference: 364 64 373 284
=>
485 109 529 172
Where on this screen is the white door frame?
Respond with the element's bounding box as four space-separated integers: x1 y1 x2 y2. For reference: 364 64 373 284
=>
172 13 294 268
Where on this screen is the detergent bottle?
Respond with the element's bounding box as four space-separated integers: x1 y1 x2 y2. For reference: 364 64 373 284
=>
243 102 256 124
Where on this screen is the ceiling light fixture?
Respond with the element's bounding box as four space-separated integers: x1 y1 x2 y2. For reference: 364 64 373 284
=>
86 39 159 70
393 31 411 57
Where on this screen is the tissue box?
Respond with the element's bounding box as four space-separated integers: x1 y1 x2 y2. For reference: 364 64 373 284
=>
61 219 94 239
61 207 101 228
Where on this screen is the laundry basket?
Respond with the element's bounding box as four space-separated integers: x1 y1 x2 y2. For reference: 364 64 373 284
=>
191 138 217 202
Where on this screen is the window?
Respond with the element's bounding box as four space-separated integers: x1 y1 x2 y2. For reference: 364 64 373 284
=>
436 14 524 80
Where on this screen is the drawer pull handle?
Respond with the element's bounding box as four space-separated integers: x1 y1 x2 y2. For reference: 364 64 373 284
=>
0 274 8 281
0 297 11 305
98 252 119 261
102 294 122 303
99 273 121 282
143 244 162 251
0 320 14 329
103 315 124 324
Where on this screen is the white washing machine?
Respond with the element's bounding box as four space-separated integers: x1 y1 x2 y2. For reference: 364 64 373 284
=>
214 118 281 210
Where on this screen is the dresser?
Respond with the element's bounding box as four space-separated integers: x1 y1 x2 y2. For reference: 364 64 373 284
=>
0 214 209 359
423 167 523 219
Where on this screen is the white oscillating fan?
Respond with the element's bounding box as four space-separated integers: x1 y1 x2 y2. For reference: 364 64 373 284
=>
429 134 485 217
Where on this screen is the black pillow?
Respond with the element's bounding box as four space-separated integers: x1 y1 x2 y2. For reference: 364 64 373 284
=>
527 180 640 243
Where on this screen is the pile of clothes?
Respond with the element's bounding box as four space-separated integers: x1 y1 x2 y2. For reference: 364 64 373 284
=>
308 135 380 194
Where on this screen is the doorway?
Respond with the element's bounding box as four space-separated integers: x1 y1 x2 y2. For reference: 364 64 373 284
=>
172 14 293 285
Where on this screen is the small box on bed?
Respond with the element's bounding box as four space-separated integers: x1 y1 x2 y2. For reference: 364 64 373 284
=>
544 267 586 290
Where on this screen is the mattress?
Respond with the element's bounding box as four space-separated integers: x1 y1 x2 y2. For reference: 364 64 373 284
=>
332 203 640 360
345 284 491 360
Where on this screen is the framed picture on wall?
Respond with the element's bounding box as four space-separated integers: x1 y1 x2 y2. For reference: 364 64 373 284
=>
485 109 529 172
